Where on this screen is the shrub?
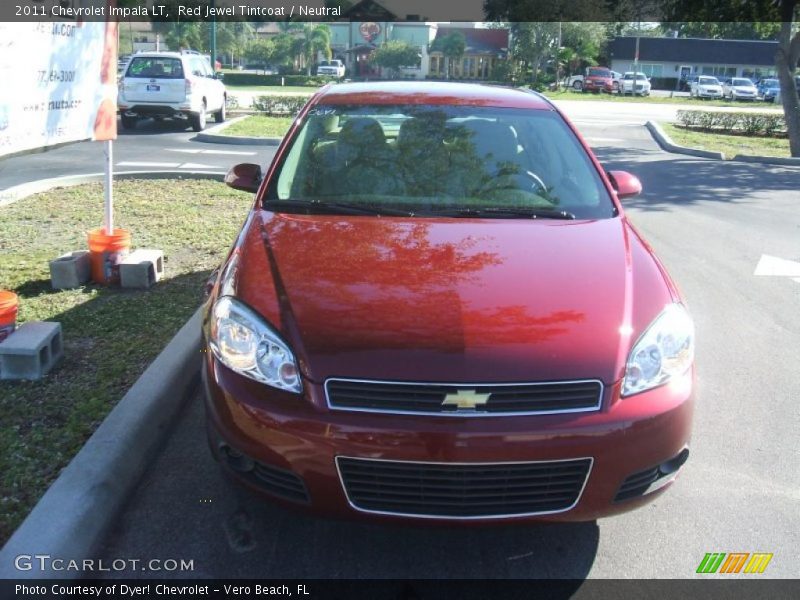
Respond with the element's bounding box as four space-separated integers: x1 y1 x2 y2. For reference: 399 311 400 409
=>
676 110 785 137
222 73 336 87
251 95 309 116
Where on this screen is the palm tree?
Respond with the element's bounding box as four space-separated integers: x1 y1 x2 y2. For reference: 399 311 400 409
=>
299 24 332 75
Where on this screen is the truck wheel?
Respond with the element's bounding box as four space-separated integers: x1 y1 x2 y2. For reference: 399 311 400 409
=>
573 80 582 91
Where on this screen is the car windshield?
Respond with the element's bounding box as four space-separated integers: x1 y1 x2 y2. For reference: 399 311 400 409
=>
732 78 753 86
319 61 330 66
588 69 610 77
762 79 778 86
699 77 718 85
265 104 615 220
126 57 184 79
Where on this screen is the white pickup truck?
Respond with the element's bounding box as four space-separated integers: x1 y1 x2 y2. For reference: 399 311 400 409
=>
316 60 345 79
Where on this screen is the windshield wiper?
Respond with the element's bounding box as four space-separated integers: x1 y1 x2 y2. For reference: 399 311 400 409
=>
264 200 416 217
437 207 577 220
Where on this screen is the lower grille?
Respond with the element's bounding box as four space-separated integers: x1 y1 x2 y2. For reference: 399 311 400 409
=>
326 378 603 416
614 448 690 502
251 462 310 503
220 444 310 504
614 467 660 502
337 456 592 518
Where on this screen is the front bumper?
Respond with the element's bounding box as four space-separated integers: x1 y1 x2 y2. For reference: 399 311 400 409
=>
204 353 694 523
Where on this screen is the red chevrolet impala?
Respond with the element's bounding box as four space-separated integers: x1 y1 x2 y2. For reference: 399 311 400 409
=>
203 82 694 522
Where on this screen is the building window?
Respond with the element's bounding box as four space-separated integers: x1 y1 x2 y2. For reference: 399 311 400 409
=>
639 64 662 78
701 65 737 78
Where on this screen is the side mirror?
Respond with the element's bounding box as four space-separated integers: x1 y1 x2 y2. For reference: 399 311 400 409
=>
607 170 642 199
225 163 262 193
215 72 224 81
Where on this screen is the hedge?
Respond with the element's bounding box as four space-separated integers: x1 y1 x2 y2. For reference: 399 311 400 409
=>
251 95 309 116
676 110 786 137
222 73 336 87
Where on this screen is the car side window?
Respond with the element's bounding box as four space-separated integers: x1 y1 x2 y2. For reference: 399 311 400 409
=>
190 58 205 78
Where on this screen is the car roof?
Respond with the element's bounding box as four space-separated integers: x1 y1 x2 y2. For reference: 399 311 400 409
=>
313 82 554 110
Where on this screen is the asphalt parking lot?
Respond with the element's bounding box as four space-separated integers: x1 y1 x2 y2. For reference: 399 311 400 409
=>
93 118 800 579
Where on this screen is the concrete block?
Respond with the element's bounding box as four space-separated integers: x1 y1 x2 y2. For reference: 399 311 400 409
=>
119 249 164 290
49 251 91 289
0 321 63 380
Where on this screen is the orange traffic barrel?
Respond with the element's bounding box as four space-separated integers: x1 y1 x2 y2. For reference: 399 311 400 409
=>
0 290 18 342
87 227 131 284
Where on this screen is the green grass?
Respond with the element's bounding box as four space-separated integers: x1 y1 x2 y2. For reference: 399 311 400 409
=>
660 123 791 158
0 179 251 544
219 115 294 138
543 89 777 109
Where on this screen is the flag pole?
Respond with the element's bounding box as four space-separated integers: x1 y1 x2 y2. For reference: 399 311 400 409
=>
104 139 113 234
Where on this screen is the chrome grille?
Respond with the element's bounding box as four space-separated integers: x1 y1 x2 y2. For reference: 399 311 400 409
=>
337 457 592 518
325 378 603 416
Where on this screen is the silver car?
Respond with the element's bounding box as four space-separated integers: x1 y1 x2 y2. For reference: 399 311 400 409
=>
722 77 757 101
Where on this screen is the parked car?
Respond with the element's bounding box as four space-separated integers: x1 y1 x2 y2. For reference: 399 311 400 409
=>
582 66 614 93
722 77 758 101
204 82 695 523
117 51 227 131
619 72 651 96
317 59 346 79
563 70 621 91
689 75 723 99
757 78 781 102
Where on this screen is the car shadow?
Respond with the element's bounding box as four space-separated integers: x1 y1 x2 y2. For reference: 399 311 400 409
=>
99 389 600 581
594 145 800 213
117 116 194 136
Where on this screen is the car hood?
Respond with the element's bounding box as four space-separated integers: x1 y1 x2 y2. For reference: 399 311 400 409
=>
233 212 674 385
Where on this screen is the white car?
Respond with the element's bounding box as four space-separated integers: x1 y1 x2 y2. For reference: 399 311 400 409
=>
619 72 651 96
316 60 345 79
690 75 723 99
722 77 757 101
117 51 227 131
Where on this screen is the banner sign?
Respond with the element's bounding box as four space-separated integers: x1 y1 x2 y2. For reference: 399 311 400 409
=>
0 15 117 158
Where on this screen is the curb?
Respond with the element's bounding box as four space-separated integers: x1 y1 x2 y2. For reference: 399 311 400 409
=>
194 114 283 146
1 170 224 207
730 154 800 166
645 121 726 160
0 307 203 579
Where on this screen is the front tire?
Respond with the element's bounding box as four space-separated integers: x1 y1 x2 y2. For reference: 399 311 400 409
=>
191 104 207 132
573 80 582 91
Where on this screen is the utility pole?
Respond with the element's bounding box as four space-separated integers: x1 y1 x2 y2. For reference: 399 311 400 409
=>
555 20 562 91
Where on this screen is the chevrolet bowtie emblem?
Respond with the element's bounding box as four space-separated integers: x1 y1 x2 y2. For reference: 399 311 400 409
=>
442 389 491 410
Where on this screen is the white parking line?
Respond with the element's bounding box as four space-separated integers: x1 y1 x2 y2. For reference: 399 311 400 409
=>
165 148 257 156
178 162 220 169
117 161 223 170
754 254 800 284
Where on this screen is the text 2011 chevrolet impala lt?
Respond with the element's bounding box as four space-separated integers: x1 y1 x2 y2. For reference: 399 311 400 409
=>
202 82 694 522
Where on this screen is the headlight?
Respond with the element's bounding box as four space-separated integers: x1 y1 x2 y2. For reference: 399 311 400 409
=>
622 304 694 397
209 296 302 393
